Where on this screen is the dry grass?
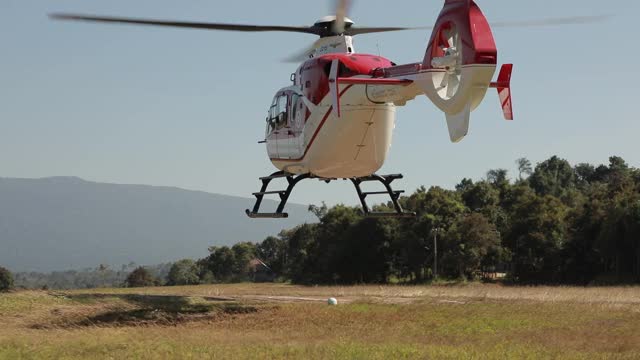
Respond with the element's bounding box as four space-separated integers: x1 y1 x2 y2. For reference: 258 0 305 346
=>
1 284 639 359
70 282 640 306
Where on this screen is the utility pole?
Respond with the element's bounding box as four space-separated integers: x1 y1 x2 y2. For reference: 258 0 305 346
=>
433 228 440 279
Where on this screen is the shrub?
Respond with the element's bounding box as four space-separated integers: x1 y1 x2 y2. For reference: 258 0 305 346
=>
0 266 14 292
125 267 157 288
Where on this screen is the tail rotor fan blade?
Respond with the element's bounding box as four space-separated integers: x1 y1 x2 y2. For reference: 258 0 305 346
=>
446 27 456 48
454 31 460 51
439 73 449 89
447 75 460 98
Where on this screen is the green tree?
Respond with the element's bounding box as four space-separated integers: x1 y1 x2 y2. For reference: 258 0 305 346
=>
0 266 14 292
307 205 361 283
257 236 287 275
529 156 575 199
231 242 257 281
487 169 509 188
308 202 328 220
417 186 466 227
561 183 606 283
596 189 640 282
507 190 569 282
282 223 318 283
460 181 499 211
167 259 200 286
455 178 474 193
516 158 533 180
395 186 467 282
195 258 215 284
333 218 397 283
392 216 431 282
574 163 596 188
605 156 635 194
125 267 157 288
441 213 503 279
204 246 236 282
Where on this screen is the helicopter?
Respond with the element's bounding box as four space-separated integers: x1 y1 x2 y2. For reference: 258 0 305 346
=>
51 0 605 219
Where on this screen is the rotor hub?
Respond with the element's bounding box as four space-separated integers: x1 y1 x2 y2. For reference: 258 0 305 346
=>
313 15 354 37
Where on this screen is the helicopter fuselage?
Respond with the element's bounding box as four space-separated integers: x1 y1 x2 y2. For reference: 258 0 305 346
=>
264 53 412 179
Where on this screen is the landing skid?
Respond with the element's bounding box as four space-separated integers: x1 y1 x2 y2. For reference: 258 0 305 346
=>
246 172 416 219
246 171 309 219
350 174 416 218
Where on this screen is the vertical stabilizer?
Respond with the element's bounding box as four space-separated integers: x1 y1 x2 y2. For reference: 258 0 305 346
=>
445 102 472 143
495 64 513 120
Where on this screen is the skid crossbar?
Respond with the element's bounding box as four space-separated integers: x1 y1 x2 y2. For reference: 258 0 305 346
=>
246 172 415 219
350 174 416 218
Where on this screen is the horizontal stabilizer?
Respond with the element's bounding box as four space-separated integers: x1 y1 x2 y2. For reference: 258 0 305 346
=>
337 77 413 86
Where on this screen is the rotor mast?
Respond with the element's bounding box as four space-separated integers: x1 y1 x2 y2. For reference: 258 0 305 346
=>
305 16 356 59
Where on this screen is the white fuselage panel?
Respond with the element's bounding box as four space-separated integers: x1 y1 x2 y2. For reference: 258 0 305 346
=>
268 84 396 179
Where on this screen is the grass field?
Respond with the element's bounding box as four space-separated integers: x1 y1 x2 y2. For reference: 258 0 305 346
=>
1 283 640 359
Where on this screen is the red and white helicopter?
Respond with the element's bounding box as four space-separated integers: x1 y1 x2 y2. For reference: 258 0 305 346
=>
51 0 604 218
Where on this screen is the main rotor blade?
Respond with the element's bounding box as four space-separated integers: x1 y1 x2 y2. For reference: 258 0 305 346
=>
283 38 324 63
491 15 611 28
50 13 610 39
49 14 319 35
347 15 609 36
347 26 432 35
333 0 350 34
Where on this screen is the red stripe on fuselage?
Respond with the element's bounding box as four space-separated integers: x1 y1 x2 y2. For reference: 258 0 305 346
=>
270 84 354 162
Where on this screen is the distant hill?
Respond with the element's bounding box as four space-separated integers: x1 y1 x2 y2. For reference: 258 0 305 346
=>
0 177 316 272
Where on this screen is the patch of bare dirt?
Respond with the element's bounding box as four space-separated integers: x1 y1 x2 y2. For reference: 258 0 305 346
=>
31 294 262 329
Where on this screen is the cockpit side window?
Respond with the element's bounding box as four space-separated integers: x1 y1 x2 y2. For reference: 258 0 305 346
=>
266 94 289 136
266 95 280 135
290 94 300 122
275 95 288 130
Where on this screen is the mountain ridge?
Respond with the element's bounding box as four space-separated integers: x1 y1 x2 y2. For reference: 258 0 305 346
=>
0 176 316 272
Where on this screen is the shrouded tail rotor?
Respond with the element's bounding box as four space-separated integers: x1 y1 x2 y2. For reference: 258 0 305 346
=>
415 0 498 143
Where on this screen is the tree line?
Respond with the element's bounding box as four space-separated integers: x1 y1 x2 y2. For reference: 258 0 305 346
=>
3 155 638 290
169 155 640 286
9 263 172 290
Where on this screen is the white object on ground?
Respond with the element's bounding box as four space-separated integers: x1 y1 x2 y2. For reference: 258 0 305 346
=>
328 297 338 305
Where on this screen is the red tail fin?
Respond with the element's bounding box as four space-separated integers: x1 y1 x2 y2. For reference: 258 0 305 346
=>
490 64 513 120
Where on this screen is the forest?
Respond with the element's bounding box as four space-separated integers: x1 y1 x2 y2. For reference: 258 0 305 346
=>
7 155 640 289
197 155 640 285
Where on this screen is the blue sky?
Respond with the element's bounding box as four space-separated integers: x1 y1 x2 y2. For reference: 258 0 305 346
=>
1 0 638 206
